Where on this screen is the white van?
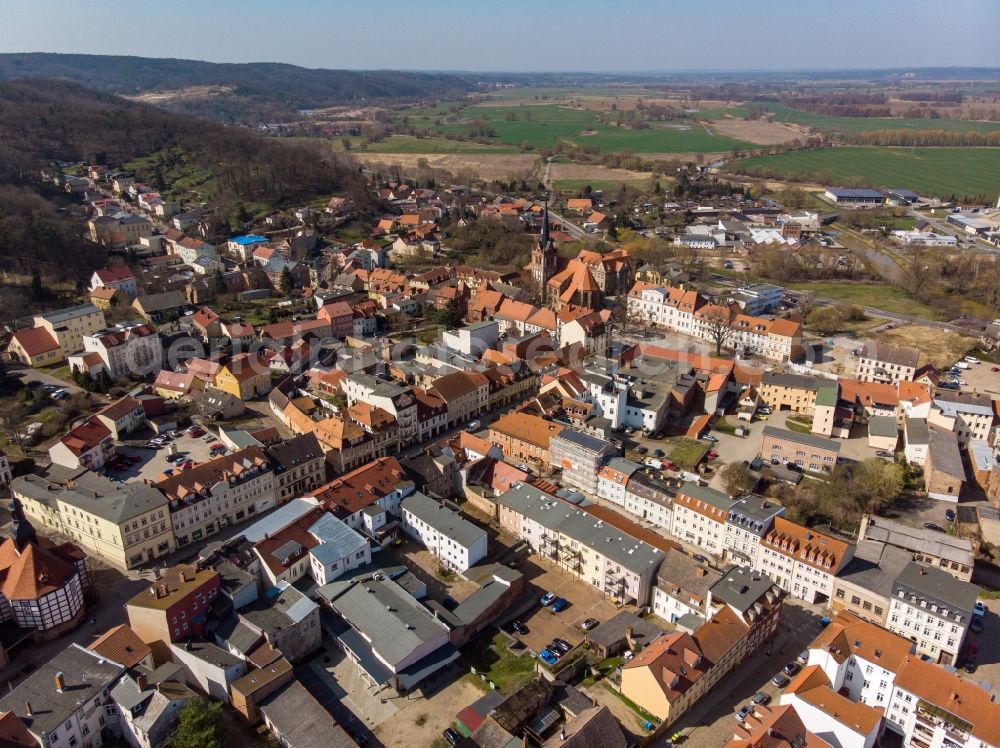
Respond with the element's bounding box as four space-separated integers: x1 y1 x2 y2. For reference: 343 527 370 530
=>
466 420 482 432
954 361 970 370
645 458 663 470
964 356 980 364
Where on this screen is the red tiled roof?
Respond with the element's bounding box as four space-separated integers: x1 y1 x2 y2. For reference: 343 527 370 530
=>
9 327 60 357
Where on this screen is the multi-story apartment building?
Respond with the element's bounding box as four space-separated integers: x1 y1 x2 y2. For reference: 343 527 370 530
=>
596 457 645 509
157 447 276 547
670 483 735 559
0 644 124 748
548 427 617 495
95 396 147 440
651 549 720 624
125 564 221 663
625 282 801 362
929 390 996 446
90 266 138 298
48 416 116 471
723 495 784 566
756 517 854 603
309 457 415 534
856 340 919 384
263 433 326 505
622 566 783 726
498 482 664 606
885 656 1000 747
82 323 162 380
806 611 915 713
831 540 912 626
213 353 272 401
13 466 175 569
621 470 675 532
401 491 488 572
343 374 420 446
33 303 106 353
429 370 490 428
761 426 841 473
757 371 826 415
488 412 564 467
887 561 979 666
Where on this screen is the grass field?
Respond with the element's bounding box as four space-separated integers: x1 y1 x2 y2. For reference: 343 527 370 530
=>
876 325 976 370
551 178 651 192
733 147 1000 199
763 103 1000 135
788 282 938 319
341 135 520 154
462 631 534 693
421 104 753 154
669 438 709 471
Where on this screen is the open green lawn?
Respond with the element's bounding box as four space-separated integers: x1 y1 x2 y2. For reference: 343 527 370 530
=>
763 103 1000 135
426 104 752 153
345 135 520 154
462 631 535 693
733 147 1000 200
669 439 709 471
788 282 938 319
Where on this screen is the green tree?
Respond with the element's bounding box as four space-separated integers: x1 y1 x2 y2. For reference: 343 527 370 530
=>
213 268 227 294
279 267 294 295
171 698 227 748
431 300 464 329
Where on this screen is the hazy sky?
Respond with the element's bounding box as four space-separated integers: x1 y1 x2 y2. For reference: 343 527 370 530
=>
2 0 998 72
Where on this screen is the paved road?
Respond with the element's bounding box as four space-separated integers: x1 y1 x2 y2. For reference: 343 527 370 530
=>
548 208 592 242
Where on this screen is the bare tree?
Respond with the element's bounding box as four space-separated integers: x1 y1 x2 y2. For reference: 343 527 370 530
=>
700 306 735 355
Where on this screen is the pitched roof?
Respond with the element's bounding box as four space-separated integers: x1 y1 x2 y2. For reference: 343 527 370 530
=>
94 266 135 283
489 412 564 449
893 655 1000 746
9 327 60 357
57 417 112 456
87 624 152 668
761 517 850 572
0 539 77 601
309 457 409 519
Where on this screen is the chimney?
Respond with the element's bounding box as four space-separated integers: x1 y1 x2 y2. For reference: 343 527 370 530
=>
24 702 32 717
135 673 149 691
696 567 706 577
54 672 66 692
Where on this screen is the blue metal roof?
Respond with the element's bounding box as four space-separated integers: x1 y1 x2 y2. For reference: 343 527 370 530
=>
230 234 267 245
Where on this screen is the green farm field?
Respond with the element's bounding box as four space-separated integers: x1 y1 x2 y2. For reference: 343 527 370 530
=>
763 103 1000 135
411 103 753 153
732 147 1000 199
335 135 520 154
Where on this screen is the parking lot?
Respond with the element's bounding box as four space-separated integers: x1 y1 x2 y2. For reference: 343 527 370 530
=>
949 357 1000 396
116 427 224 482
510 560 624 657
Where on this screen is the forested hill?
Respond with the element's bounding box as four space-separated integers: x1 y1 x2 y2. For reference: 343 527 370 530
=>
0 53 475 121
0 78 367 283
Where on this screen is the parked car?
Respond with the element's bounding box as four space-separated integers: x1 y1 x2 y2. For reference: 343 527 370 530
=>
735 705 753 723
645 458 663 470
550 639 571 655
466 420 481 433
664 460 677 471
972 618 984 634
783 662 800 676
202 434 215 443
758 407 772 415
515 464 530 472
771 674 790 688
581 618 599 631
693 554 708 564
635 446 648 455
992 367 1000 373
539 649 558 666
706 451 719 460
188 427 205 437
443 728 462 746
945 509 956 522
622 650 634 662
702 434 719 443
974 601 987 618
796 650 809 664
653 449 665 458
550 597 569 613
179 461 194 471
923 523 945 533
510 620 528 635
875 451 893 459
751 691 771 706
964 658 977 673
540 592 557 606
964 356 980 364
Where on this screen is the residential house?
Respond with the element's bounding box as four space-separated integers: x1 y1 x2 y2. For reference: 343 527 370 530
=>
760 426 840 474
671 483 736 559
213 353 272 401
488 412 564 467
33 303 106 354
401 491 487 572
82 323 162 380
755 518 853 604
856 341 919 384
48 416 116 471
6 326 64 367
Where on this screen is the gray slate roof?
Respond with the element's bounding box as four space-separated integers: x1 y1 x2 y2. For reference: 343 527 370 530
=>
402 491 487 549
0 644 123 736
13 467 168 523
893 561 980 617
710 566 782 614
259 681 355 748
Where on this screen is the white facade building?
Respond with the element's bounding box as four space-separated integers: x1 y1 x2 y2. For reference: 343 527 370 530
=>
401 492 487 572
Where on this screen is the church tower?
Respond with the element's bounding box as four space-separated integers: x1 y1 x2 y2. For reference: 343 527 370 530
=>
531 201 558 297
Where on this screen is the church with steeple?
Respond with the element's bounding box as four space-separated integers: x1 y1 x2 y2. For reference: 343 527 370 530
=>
0 497 89 638
530 202 559 297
